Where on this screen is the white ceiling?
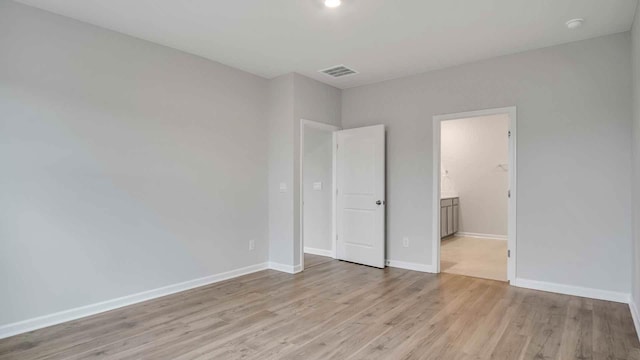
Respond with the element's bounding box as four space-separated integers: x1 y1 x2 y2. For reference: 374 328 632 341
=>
14 0 639 89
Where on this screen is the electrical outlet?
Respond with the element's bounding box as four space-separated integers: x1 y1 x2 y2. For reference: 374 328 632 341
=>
249 240 255 251
402 237 409 248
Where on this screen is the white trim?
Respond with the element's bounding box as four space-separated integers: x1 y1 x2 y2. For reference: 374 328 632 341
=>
432 106 517 283
385 259 436 273
299 119 341 272
455 232 508 240
332 131 338 259
513 278 630 303
268 262 302 274
304 247 335 258
507 107 518 283
630 298 640 341
0 262 269 340
432 117 441 273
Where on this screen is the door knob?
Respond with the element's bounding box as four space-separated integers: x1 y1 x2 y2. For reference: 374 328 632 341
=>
376 200 382 205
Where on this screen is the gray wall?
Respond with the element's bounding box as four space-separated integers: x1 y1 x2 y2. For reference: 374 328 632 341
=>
267 74 295 266
292 74 342 266
268 73 341 268
441 114 509 237
342 33 633 293
303 127 334 252
632 5 640 305
0 0 269 326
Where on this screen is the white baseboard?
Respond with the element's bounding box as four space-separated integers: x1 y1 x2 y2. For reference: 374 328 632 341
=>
268 262 302 274
456 232 507 240
304 247 334 258
513 278 630 303
386 259 436 273
0 262 270 340
630 297 640 341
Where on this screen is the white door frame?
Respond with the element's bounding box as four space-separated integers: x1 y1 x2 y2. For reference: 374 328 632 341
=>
432 106 517 283
299 119 340 271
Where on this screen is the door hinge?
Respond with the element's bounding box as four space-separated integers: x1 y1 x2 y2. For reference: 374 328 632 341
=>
508 249 511 258
508 190 511 198
508 130 511 138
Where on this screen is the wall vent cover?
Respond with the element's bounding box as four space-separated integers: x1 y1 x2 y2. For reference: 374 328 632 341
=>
319 65 358 78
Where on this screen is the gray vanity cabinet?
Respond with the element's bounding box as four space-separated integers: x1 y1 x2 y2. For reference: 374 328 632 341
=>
440 197 459 238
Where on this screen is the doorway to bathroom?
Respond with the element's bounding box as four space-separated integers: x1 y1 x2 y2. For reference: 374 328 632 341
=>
432 107 517 282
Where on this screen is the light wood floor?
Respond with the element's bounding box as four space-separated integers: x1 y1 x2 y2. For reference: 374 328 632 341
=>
441 236 508 281
1 256 638 360
304 253 333 269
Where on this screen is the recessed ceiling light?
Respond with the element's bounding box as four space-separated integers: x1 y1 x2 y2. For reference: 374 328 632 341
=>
324 0 341 8
566 18 584 30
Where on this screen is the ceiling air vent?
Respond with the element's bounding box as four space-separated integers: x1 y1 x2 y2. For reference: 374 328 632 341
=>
319 65 358 78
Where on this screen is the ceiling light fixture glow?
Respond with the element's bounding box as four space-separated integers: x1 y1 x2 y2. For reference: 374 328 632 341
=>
566 18 584 29
324 0 341 8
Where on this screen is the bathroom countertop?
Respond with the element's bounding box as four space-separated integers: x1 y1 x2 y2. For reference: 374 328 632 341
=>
441 194 459 199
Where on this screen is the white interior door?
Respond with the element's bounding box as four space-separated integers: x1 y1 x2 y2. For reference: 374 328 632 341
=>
336 125 385 268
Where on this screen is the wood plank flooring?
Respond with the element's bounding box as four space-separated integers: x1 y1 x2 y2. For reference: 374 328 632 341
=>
1 255 638 360
304 253 333 269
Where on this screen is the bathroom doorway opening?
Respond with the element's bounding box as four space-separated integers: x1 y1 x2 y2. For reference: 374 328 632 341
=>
432 107 516 282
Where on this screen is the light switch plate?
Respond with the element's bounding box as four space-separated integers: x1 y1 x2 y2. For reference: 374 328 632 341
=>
313 182 323 191
279 182 287 193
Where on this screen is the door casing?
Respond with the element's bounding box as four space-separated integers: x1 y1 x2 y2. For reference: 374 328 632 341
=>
299 119 340 272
